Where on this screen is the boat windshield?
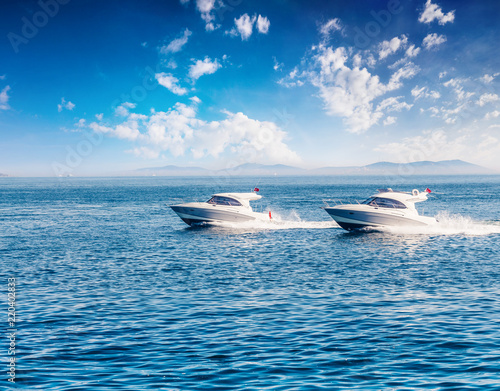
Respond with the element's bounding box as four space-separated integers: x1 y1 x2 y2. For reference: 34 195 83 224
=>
207 196 242 206
362 197 407 209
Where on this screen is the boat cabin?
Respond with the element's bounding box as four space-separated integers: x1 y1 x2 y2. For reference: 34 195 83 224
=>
206 192 262 209
362 197 407 209
207 196 242 207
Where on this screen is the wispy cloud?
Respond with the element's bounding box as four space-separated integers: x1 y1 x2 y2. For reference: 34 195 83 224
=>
58 97 75 112
319 18 342 38
0 85 10 110
405 44 421 58
375 127 499 168
422 33 447 49
160 28 192 54
442 78 475 102
376 96 413 112
411 85 440 100
375 129 464 162
273 56 284 71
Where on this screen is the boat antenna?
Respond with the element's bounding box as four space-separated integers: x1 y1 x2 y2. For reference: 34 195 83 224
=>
253 178 262 193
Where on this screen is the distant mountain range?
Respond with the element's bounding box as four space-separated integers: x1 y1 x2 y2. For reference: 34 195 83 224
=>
135 160 497 176
0 172 8 177
137 165 208 176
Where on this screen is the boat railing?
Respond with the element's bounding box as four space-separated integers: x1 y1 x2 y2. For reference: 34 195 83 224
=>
323 199 410 210
169 197 187 204
322 199 362 208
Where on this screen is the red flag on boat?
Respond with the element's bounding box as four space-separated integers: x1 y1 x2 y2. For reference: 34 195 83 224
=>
425 188 431 193
269 211 272 220
254 187 259 192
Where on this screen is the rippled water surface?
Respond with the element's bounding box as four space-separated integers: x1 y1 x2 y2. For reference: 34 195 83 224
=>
1 176 500 390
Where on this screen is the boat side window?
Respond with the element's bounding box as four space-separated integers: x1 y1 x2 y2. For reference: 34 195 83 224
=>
361 197 376 205
225 197 242 206
207 196 242 206
370 197 407 209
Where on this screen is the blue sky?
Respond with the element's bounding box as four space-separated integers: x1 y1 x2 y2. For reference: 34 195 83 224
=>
1 0 499 176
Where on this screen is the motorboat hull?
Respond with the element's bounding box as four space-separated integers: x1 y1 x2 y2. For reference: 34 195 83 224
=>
324 207 436 231
170 204 265 226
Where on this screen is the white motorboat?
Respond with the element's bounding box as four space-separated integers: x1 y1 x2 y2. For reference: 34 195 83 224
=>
170 190 271 226
323 188 437 231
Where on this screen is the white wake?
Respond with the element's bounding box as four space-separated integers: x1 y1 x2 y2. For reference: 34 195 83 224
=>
371 212 500 236
200 209 338 230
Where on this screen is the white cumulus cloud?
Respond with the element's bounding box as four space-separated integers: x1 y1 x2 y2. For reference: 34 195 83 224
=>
87 101 300 164
419 0 455 25
256 15 270 34
485 110 500 120
115 102 136 117
480 73 499 84
190 111 299 163
383 116 397 126
155 73 188 95
228 13 270 40
188 57 222 80
477 93 500 107
196 0 217 31
234 13 256 40
378 35 408 60
304 45 419 133
190 96 201 104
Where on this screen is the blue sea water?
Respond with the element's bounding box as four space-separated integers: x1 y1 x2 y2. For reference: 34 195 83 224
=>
1 175 500 390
